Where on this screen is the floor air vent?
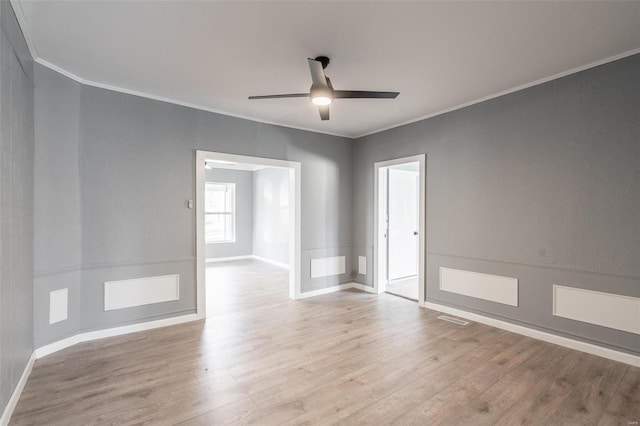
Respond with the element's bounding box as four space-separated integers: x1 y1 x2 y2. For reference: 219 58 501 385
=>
437 315 469 326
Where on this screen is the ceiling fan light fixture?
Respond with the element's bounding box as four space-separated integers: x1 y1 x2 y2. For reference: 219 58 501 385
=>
310 86 333 105
248 57 399 120
312 96 332 106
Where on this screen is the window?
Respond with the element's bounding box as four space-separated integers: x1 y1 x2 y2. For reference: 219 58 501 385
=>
205 182 235 243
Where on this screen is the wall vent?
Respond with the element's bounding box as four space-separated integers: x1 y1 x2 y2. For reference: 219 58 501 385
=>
437 315 469 326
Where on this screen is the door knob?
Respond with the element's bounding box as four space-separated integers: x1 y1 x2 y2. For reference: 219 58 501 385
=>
413 231 418 235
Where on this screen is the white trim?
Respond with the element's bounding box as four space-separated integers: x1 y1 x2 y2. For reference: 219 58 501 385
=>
34 50 640 140
553 285 640 335
310 256 346 278
33 59 348 139
104 274 180 311
11 0 637 142
8 0 38 59
34 313 200 359
252 255 290 269
0 352 36 426
206 255 253 263
374 154 426 306
1 313 197 423
350 282 377 293
35 277 361 359
206 255 290 269
425 301 640 368
196 151 302 316
49 288 68 324
358 256 367 276
354 48 640 138
439 267 519 307
11 16 636 144
297 283 354 299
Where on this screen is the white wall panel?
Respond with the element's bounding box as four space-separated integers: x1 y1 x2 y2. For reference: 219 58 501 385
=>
440 267 518 306
49 288 68 324
553 285 640 334
311 256 346 279
104 274 179 311
358 256 367 275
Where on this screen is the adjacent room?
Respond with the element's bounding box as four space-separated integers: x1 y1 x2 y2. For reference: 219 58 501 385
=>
1 1 638 425
203 156 294 315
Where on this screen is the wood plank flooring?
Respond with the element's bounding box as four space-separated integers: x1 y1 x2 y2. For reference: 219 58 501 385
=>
10 259 640 425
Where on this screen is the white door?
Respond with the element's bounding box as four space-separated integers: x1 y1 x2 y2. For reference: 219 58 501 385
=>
387 167 419 281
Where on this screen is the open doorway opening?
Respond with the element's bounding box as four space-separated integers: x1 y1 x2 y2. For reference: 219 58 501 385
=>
374 154 426 306
195 151 301 319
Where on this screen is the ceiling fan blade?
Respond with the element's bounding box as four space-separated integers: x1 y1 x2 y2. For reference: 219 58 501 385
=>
318 105 330 121
248 93 309 100
308 58 328 87
333 90 399 99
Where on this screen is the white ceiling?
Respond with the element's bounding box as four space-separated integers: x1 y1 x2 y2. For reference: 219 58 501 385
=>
14 1 640 138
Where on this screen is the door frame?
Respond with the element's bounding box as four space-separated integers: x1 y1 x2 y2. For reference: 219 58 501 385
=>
374 154 426 306
195 150 302 318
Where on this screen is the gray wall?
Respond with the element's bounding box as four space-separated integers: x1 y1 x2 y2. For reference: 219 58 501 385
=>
33 63 353 346
29 31 637 358
205 168 254 259
33 64 82 347
353 54 640 354
0 1 34 414
253 167 290 265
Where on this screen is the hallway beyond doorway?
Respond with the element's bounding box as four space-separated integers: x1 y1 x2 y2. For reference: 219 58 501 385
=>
386 277 419 301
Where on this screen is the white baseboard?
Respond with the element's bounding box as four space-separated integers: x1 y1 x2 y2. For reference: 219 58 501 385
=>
34 313 201 359
1 352 36 426
298 283 354 299
425 301 640 367
297 282 376 299
33 280 360 359
206 255 290 269
349 282 377 293
2 313 201 424
252 255 290 269
206 255 253 263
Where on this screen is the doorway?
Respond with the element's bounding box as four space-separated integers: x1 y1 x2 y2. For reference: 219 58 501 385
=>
374 154 426 306
195 151 301 319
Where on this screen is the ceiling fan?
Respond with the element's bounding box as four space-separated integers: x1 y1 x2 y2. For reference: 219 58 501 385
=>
248 56 399 121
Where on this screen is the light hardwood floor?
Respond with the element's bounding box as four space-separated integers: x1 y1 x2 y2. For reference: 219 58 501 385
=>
11 259 640 425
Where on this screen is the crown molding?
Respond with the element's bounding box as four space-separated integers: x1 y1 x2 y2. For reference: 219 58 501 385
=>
9 0 38 58
10 0 640 141
34 58 351 139
353 48 640 139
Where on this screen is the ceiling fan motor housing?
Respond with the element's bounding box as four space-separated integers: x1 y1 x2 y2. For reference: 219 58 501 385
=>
315 56 330 69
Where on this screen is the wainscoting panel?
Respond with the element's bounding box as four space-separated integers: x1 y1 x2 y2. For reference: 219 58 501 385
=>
104 274 180 311
310 256 346 279
553 285 640 334
439 267 518 306
358 256 367 276
49 288 68 324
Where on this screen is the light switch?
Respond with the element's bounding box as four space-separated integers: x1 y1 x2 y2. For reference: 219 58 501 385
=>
187 200 193 209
